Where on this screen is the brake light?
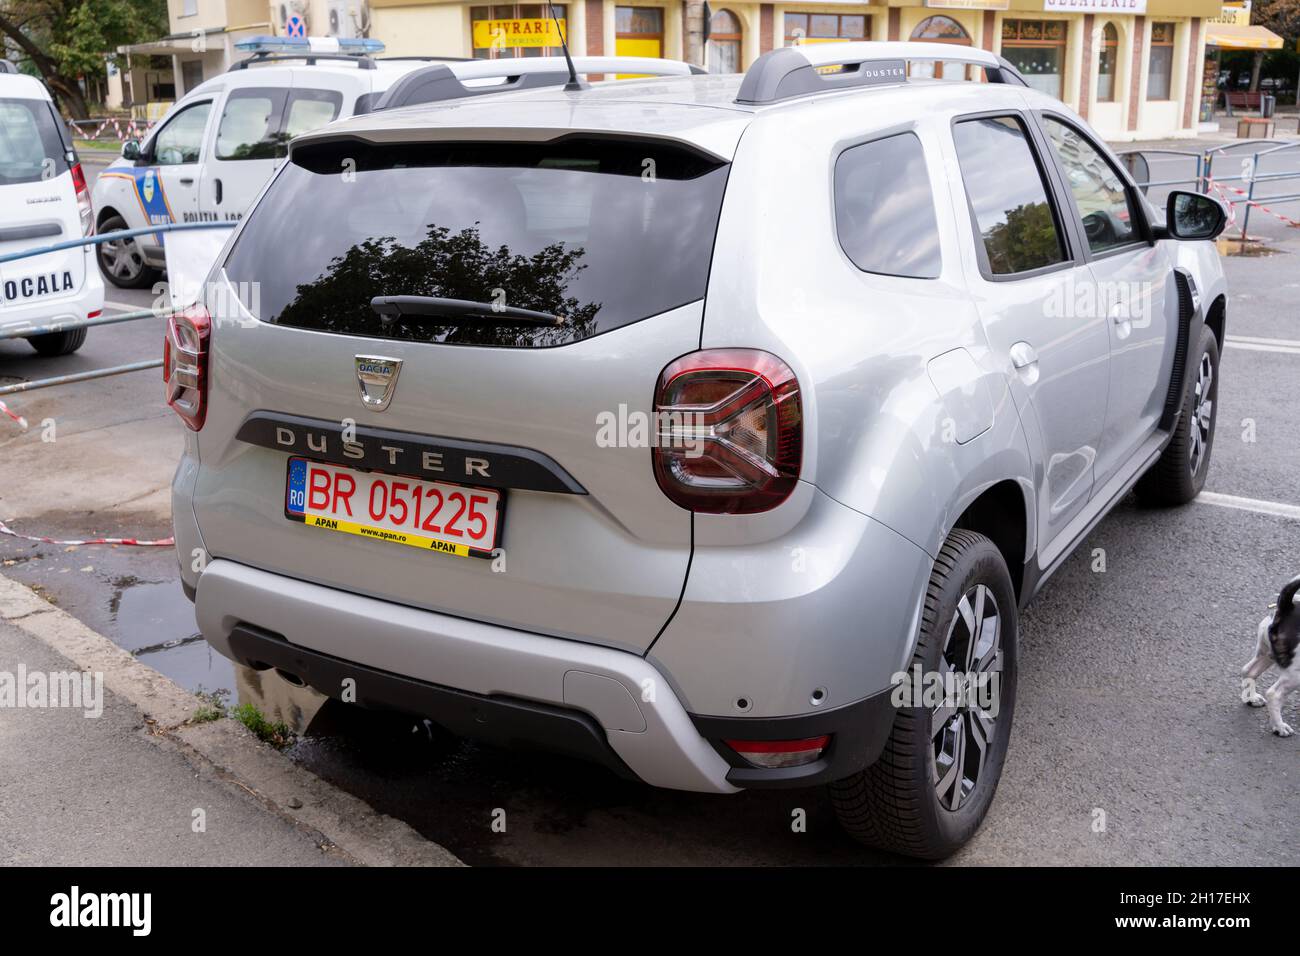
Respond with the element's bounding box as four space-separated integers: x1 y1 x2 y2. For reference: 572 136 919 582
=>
725 736 830 769
652 349 802 514
164 305 211 431
69 162 93 238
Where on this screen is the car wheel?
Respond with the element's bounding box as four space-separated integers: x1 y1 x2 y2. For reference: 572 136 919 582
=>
96 214 157 289
27 328 87 357
1135 325 1219 506
830 529 1018 859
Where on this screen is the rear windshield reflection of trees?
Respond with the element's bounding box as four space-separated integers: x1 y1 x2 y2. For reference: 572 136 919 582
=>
277 223 602 347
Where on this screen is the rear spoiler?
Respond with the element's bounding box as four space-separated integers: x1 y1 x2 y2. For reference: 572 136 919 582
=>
372 56 706 111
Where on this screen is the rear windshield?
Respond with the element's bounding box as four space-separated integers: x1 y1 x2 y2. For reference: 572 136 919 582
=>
0 97 70 185
224 137 729 347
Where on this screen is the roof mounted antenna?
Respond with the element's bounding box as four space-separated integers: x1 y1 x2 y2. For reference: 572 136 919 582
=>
548 2 586 92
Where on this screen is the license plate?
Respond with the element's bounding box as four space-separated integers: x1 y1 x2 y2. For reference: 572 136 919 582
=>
285 458 502 559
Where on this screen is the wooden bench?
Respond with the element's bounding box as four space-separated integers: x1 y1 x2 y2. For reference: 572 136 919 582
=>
1224 91 1263 116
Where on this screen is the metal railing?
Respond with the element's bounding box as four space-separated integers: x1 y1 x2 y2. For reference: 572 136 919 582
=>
0 221 235 398
1116 138 1300 240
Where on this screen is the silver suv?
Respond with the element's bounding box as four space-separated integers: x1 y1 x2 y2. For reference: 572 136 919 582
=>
171 42 1229 858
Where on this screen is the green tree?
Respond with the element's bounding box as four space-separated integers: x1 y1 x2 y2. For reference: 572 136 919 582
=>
0 0 168 118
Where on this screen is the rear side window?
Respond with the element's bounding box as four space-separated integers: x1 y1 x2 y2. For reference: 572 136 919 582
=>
834 132 941 278
952 115 1067 276
223 138 729 348
0 98 69 184
283 89 342 139
216 88 287 160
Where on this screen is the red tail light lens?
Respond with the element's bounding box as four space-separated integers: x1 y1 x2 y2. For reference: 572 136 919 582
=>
69 162 93 238
725 736 830 769
164 306 211 431
652 348 802 514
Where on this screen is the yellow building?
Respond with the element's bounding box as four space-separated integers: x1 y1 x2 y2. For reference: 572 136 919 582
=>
370 0 1225 140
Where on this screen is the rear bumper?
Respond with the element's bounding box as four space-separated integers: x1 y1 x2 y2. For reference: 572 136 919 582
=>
194 559 898 793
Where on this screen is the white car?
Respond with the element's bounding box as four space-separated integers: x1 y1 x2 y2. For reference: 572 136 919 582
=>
91 37 447 289
0 64 103 356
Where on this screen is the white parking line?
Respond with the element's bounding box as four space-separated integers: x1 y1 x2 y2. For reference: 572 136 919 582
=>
1226 335 1300 356
1197 491 1300 521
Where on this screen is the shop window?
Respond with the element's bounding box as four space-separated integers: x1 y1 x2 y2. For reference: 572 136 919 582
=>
1001 18 1068 100
707 9 742 74
472 4 568 59
615 6 665 60
1147 22 1175 101
910 14 970 79
784 12 867 45
1097 22 1118 102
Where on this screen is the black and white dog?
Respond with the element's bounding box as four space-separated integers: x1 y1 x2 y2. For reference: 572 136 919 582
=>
1240 574 1300 737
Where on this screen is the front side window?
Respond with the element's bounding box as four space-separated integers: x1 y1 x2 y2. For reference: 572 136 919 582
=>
834 132 941 278
1043 117 1139 254
1147 22 1175 100
953 115 1067 276
151 101 211 166
216 88 287 161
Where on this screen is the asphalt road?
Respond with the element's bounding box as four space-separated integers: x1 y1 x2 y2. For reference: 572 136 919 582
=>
0 148 1295 867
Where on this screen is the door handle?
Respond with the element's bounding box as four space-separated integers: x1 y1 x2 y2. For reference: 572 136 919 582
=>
1009 341 1040 385
214 178 222 205
179 177 194 186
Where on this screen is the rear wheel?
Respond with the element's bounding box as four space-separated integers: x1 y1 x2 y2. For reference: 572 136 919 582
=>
1135 325 1219 506
27 328 87 356
96 213 157 289
830 529 1018 859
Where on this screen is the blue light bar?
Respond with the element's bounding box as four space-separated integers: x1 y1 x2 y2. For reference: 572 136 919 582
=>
234 35 385 55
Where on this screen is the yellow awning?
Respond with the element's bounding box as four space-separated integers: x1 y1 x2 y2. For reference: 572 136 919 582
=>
1206 22 1284 51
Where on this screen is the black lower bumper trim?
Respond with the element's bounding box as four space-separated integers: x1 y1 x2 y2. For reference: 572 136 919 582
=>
691 688 898 789
225 623 636 781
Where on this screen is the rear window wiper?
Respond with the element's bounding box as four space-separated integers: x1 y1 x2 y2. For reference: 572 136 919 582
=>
370 296 565 328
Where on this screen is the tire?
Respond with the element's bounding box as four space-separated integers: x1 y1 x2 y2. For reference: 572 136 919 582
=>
1135 325 1220 507
830 529 1018 859
96 213 158 289
27 327 87 357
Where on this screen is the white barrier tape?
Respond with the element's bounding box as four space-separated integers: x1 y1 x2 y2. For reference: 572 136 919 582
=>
1206 177 1300 229
0 399 27 431
0 518 174 548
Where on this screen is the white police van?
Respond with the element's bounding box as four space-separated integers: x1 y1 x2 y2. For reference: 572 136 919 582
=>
0 62 104 355
91 37 447 288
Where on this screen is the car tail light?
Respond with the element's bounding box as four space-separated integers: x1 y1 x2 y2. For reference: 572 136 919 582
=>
725 736 830 769
652 349 802 514
164 305 211 431
70 162 93 238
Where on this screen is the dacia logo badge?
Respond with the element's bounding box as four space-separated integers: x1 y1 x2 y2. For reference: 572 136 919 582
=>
355 355 402 411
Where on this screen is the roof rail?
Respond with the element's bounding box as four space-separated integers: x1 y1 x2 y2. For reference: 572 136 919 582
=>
735 41 1027 106
229 51 376 71
373 55 706 111
0 60 18 74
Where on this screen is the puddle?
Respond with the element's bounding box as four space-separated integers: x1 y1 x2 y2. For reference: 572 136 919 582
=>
111 578 235 695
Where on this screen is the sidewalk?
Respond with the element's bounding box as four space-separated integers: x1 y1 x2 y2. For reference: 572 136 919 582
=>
0 574 461 867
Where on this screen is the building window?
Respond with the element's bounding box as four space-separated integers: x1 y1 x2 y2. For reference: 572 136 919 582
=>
1147 21 1175 101
707 9 743 74
910 14 969 78
471 5 568 59
1096 21 1118 102
1001 18 1068 99
784 12 867 46
182 0 197 16
615 6 665 59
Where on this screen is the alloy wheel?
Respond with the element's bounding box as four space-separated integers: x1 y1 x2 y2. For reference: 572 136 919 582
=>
1189 352 1214 477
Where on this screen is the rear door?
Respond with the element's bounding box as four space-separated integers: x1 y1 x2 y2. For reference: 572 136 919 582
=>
0 95 87 319
193 134 729 652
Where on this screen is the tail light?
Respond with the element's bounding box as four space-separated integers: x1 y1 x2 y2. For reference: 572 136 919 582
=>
69 162 93 238
725 736 830 769
164 305 211 431
652 349 802 514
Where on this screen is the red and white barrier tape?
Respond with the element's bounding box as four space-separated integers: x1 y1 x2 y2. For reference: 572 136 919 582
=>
0 399 26 430
0 518 173 548
1206 177 1300 230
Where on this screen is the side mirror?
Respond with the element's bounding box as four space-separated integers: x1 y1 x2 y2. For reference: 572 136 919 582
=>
1166 190 1228 240
121 139 141 161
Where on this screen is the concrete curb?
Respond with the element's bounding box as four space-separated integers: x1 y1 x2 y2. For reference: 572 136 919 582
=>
0 572 462 867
